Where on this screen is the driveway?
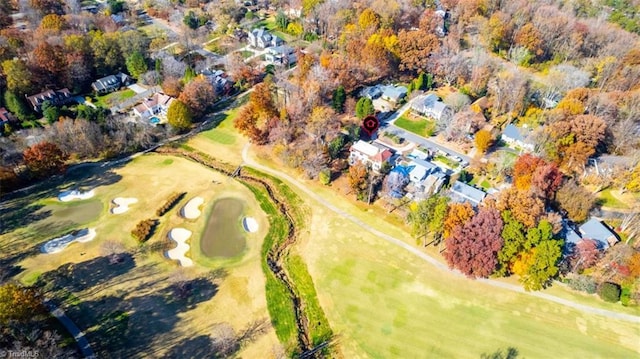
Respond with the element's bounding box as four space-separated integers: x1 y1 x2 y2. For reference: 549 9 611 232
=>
382 96 471 163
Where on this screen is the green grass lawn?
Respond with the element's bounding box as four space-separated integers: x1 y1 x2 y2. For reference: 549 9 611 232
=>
598 188 629 209
394 114 435 137
94 89 135 108
433 155 460 169
301 202 640 359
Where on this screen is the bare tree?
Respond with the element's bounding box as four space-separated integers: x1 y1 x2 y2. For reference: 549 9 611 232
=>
211 322 238 357
100 240 127 264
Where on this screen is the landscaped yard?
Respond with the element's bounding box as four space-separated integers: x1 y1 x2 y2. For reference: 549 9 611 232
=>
433 154 460 169
598 188 630 209
94 89 135 108
395 113 436 137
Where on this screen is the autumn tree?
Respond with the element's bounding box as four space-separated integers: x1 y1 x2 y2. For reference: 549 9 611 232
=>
572 239 601 272
348 163 369 201
234 82 277 144
397 29 439 73
39 14 67 31
444 207 504 278
497 187 545 228
474 129 493 153
32 41 66 87
544 115 607 173
30 0 65 16
0 283 47 323
166 100 192 133
90 31 124 76
178 77 216 119
531 163 563 200
23 142 68 178
513 154 545 191
443 202 475 239
2 58 33 96
555 181 595 223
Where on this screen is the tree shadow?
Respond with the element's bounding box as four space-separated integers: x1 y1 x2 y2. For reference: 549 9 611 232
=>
163 335 215 358
74 277 219 358
38 254 136 295
0 202 50 235
481 347 519 359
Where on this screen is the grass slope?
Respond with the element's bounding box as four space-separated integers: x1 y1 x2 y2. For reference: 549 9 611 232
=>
395 114 435 137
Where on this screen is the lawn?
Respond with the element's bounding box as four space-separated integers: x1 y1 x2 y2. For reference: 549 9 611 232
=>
0 154 278 358
241 148 640 358
394 114 435 137
433 154 460 169
187 107 246 165
94 89 135 108
300 198 640 359
598 188 630 209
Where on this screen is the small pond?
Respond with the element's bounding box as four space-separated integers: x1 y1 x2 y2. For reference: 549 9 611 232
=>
200 198 246 258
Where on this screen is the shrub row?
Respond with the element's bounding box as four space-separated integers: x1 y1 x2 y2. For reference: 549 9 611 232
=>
156 192 186 217
132 219 157 244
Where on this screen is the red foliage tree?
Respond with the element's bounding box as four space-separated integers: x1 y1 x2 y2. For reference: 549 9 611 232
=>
178 77 217 119
573 239 601 271
513 154 545 191
444 207 504 278
22 142 68 177
531 163 563 200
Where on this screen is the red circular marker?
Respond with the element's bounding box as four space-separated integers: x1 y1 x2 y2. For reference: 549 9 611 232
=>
362 115 380 136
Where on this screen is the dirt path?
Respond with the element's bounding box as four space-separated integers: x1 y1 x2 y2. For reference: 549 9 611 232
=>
241 144 640 324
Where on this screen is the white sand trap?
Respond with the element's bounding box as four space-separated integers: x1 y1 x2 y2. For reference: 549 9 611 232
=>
167 228 193 267
181 197 204 219
42 228 97 254
58 189 95 202
111 197 138 214
243 217 259 233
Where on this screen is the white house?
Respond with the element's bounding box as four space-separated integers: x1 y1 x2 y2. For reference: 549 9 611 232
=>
247 28 283 49
133 93 174 120
265 45 297 66
501 124 534 152
411 94 453 123
349 140 393 172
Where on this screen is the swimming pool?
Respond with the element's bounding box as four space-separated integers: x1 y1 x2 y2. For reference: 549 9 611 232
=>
150 117 160 125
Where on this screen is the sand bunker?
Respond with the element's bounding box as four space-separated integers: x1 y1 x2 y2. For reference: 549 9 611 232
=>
181 197 204 219
58 189 95 202
42 228 97 254
167 228 193 267
243 217 259 233
111 197 138 214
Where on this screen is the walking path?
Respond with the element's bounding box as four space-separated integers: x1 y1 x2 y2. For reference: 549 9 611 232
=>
44 300 96 358
241 144 640 324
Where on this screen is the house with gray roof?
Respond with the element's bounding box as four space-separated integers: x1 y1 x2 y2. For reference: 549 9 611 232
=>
408 158 439 185
265 45 297 66
247 28 283 48
411 94 453 123
579 218 619 249
91 73 132 94
501 124 534 152
448 180 486 206
381 85 408 104
26 88 73 112
360 85 383 100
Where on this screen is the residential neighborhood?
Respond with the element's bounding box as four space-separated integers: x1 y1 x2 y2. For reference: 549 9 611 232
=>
0 1 639 358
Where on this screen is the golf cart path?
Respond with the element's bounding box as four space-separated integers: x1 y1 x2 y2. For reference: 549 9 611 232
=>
44 300 96 358
241 144 640 324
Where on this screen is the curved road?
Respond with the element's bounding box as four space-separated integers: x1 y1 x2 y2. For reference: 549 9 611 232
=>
44 300 96 358
241 144 640 324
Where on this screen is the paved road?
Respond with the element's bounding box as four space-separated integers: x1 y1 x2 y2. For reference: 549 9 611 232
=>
44 300 96 358
241 144 640 324
382 96 471 163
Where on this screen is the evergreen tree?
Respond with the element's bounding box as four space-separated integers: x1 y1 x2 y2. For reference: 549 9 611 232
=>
332 86 346 113
355 97 374 119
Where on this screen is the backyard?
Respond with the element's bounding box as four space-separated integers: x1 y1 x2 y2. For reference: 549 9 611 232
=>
395 113 436 137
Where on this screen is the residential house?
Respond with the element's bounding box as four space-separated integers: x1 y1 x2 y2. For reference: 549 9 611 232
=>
91 73 132 94
349 140 393 172
360 85 383 100
247 28 283 49
579 218 619 249
423 171 447 195
265 45 297 66
26 88 73 112
448 180 486 206
201 70 233 95
133 93 175 120
411 94 453 123
381 85 408 104
0 107 16 125
501 124 534 152
407 158 438 185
